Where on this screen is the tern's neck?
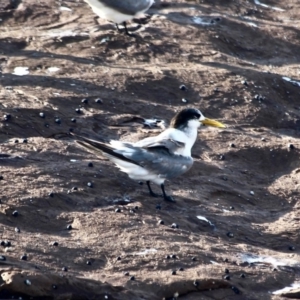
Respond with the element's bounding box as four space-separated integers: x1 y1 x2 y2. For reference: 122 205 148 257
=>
171 126 198 157
182 126 198 148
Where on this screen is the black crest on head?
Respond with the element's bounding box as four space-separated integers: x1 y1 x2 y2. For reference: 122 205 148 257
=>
170 108 201 129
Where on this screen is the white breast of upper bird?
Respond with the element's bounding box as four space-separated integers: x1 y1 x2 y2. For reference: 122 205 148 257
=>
84 0 154 24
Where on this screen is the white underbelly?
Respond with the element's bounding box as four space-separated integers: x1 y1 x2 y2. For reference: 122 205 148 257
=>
84 0 146 23
112 159 165 185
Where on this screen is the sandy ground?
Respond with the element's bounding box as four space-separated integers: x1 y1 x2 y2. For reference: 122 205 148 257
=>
1 0 300 299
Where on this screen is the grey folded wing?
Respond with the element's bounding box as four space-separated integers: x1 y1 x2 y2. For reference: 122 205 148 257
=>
135 138 186 155
117 143 194 180
100 0 152 15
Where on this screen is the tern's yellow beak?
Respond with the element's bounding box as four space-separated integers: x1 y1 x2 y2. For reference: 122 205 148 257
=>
201 118 226 128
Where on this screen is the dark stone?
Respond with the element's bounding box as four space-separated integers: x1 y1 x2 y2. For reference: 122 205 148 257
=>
227 232 234 238
12 210 19 217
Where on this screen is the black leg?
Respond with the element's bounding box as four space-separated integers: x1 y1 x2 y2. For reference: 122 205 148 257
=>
123 21 134 36
160 184 175 203
115 22 135 36
116 23 122 32
147 181 159 197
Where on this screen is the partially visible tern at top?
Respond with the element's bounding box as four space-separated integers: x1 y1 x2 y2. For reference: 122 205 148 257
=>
84 0 154 36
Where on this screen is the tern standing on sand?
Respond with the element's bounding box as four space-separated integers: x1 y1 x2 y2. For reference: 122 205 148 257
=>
72 108 225 202
84 0 154 35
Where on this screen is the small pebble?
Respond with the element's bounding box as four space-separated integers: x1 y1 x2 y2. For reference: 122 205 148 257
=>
0 175 3 180
273 268 277 271
72 186 78 191
179 84 187 91
223 258 229 262
71 118 76 123
67 225 72 230
81 98 88 104
219 155 225 160
171 223 179 229
240 273 245 278
14 139 19 143
0 255 6 261
130 276 135 281
288 144 295 150
75 108 81 114
12 210 19 217
39 112 45 118
86 260 92 265
4 114 11 121
158 220 164 225
250 191 255 195
87 182 93 187
3 241 11 247
48 192 54 197
52 285 57 289
124 271 130 276
22 138 28 143
52 241 59 246
24 279 31 286
231 286 240 294
116 256 121 261
15 227 20 233
21 255 27 261
178 267 184 271
138 181 143 185
115 208 121 213
55 118 61 124
225 268 229 274
193 281 199 287
155 204 161 210
166 255 170 259
95 98 103 104
229 206 234 210
134 206 139 210
62 267 68 272
182 98 188 103
171 270 176 275
229 143 235 148
224 275 230 280
88 162 93 167
171 254 177 259
191 257 197 261
241 80 248 86
261 137 266 141
289 246 295 251
227 232 234 238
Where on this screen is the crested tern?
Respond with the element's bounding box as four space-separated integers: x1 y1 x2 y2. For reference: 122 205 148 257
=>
72 108 225 202
84 0 154 35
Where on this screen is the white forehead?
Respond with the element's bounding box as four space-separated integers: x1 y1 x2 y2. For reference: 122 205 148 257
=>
198 110 205 121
